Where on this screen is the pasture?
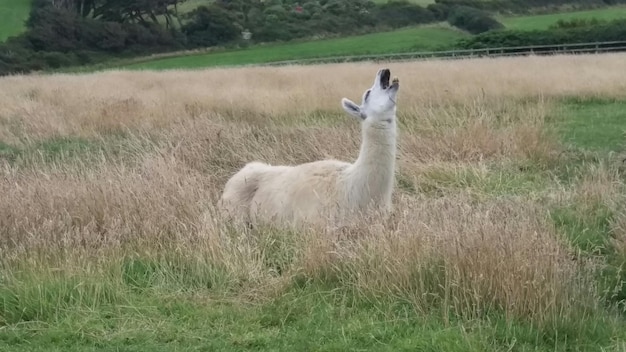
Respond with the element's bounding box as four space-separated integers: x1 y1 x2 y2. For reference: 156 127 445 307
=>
106 5 626 72
500 5 626 30
0 0 31 42
1 54 626 351
91 24 465 71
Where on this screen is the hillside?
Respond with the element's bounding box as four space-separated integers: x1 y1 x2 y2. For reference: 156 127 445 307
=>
106 5 626 72
3 0 626 75
0 0 31 42
120 24 465 71
500 5 626 30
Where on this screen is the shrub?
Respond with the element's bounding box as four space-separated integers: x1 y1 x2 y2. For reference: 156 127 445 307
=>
549 17 606 29
427 3 452 21
375 0 436 29
456 18 626 49
182 5 243 47
447 5 505 34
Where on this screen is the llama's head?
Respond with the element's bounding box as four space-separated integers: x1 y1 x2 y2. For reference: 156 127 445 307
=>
341 68 399 125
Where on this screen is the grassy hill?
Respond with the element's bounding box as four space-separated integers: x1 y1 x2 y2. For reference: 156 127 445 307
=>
120 24 465 71
104 5 626 72
0 0 31 42
500 5 626 30
6 1 626 75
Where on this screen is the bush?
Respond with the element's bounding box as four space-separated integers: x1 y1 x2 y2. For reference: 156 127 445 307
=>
456 18 626 49
427 3 452 21
41 51 77 68
433 0 619 13
182 5 244 47
447 5 505 34
375 0 436 29
549 17 606 29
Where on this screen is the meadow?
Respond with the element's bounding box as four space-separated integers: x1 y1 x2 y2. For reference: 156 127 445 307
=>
500 5 626 30
0 0 31 42
116 24 464 71
1 54 626 351
106 5 626 72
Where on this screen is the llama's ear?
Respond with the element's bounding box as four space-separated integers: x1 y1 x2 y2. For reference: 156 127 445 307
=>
341 98 365 120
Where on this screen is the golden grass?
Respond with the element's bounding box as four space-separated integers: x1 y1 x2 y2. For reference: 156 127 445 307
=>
1 53 626 325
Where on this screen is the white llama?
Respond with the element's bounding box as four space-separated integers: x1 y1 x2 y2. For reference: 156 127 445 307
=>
219 68 400 228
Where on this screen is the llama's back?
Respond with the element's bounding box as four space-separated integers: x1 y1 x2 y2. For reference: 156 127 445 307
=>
220 159 354 227
249 159 351 227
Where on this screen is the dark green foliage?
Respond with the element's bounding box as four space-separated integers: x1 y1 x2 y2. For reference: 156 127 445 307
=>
427 2 453 20
374 0 435 29
447 5 505 34
182 5 241 47
549 17 606 29
1 0 184 76
26 3 181 53
4 0 626 76
458 18 626 48
551 203 626 310
247 0 378 43
434 0 626 14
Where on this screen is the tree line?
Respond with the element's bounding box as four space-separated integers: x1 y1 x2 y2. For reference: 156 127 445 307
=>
1 0 625 76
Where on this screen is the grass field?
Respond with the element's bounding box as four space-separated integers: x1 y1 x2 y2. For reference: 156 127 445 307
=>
1 54 626 351
500 5 626 30
109 5 626 72
109 24 465 71
0 0 31 42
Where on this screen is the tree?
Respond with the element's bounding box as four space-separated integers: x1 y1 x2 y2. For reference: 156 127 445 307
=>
92 0 186 29
182 5 241 47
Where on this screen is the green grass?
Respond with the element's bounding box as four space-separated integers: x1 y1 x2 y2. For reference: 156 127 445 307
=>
62 4 626 72
0 256 624 352
546 99 626 310
113 24 465 71
0 0 31 42
178 0 436 9
551 99 626 152
2 99 626 351
500 6 626 31
0 134 151 166
108 5 626 72
0 137 97 164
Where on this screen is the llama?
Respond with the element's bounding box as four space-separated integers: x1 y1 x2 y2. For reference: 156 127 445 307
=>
219 68 400 228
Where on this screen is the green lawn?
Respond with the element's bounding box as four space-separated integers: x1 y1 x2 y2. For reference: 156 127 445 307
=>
116 24 464 70
552 99 626 151
500 6 626 30
0 0 31 42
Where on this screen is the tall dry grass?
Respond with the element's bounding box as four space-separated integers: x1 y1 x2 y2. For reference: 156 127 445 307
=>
1 53 626 326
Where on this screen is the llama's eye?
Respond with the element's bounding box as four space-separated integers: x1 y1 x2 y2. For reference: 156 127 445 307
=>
364 90 371 101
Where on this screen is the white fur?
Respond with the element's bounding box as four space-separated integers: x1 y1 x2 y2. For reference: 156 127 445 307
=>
219 68 400 228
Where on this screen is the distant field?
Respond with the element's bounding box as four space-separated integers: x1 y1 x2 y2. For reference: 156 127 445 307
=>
120 24 465 70
500 6 626 30
112 5 626 72
0 0 31 42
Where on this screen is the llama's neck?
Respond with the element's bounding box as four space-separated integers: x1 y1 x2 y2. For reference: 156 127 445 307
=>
344 118 397 209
